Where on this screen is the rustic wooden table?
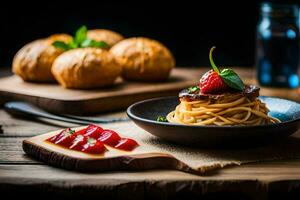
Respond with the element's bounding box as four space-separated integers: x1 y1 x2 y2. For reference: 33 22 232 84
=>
1 67 300 199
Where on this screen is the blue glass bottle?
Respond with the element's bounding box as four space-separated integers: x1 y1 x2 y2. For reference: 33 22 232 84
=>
257 3 300 88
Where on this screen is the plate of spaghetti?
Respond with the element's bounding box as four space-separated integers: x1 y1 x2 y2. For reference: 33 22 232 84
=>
127 47 300 147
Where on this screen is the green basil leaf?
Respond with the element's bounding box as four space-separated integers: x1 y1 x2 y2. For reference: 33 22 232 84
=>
89 40 109 49
81 38 109 49
209 46 220 74
80 38 93 47
53 26 110 51
220 69 245 91
52 41 70 51
74 25 87 44
156 116 168 122
187 85 199 93
68 40 79 49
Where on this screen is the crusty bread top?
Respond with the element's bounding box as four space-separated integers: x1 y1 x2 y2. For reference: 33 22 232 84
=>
87 29 124 47
110 37 175 69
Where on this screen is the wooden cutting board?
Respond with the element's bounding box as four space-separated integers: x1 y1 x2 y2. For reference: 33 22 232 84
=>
23 127 202 174
1 67 299 115
22 120 300 175
0 68 201 115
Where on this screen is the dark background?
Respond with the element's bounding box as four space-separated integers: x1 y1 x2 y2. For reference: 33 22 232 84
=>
0 0 299 68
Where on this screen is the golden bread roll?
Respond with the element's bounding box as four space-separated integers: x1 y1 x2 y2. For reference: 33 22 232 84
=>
110 37 175 81
52 48 122 89
12 34 72 82
46 33 73 44
87 29 124 47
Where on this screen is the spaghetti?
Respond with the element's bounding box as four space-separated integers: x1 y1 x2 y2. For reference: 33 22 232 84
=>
167 94 280 126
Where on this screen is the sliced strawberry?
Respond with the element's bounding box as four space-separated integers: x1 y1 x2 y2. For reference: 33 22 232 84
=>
74 128 87 136
69 135 88 151
115 138 139 151
46 124 139 153
46 128 71 143
47 128 75 147
84 124 103 139
82 138 106 154
199 69 228 94
98 129 121 146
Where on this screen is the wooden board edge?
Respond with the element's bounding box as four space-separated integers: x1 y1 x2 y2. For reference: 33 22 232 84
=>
0 88 181 115
22 139 200 174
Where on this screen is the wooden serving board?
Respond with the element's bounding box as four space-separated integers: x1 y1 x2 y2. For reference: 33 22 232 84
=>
23 127 199 174
1 67 299 115
0 68 201 115
20 121 300 176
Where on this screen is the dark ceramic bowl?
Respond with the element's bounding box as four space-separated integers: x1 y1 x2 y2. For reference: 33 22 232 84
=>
127 96 300 147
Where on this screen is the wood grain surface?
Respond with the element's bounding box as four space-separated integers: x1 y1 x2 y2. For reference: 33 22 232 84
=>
2 68 300 199
0 68 201 115
1 67 299 116
2 106 300 199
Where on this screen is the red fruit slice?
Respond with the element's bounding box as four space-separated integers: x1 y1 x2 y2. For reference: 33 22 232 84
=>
69 135 88 151
74 128 87 136
46 128 75 147
98 130 121 146
82 138 106 154
84 124 103 139
46 128 71 143
45 124 139 153
115 138 139 151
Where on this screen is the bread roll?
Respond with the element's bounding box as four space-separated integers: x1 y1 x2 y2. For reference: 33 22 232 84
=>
52 48 122 89
12 34 72 82
110 37 175 81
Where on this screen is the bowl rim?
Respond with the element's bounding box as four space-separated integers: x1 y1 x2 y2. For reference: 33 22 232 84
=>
127 96 300 129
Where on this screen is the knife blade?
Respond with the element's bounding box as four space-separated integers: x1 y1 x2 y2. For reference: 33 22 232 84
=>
4 101 129 125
